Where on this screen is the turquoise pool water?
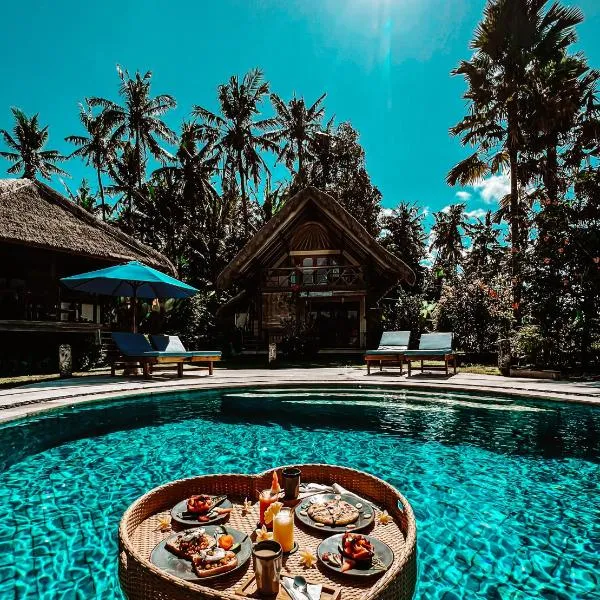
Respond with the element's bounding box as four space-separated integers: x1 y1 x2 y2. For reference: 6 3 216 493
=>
0 387 599 599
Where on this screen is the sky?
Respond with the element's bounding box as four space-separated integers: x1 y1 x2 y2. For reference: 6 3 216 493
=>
1 0 599 225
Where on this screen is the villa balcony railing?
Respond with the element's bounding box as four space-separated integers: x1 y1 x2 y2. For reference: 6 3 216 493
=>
263 266 365 289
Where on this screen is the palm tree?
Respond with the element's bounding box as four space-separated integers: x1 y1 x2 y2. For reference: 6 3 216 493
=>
106 141 144 230
65 103 118 220
307 116 336 188
447 0 584 320
430 204 466 278
464 211 503 277
157 122 220 212
270 92 326 184
0 108 68 180
193 68 277 238
380 202 427 289
88 66 177 192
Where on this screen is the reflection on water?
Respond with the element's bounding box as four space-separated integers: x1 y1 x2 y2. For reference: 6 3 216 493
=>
2 387 599 473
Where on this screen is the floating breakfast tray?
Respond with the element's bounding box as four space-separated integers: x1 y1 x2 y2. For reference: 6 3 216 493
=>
118 465 417 600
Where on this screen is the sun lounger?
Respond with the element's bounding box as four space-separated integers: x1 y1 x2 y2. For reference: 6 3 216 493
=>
111 332 188 379
403 332 457 376
151 335 221 375
364 331 411 375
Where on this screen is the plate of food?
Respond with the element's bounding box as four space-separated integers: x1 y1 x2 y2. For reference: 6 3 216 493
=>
294 493 375 534
317 532 393 577
171 494 233 527
150 525 252 581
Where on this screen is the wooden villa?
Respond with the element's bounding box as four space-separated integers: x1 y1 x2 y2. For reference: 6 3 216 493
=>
0 178 174 373
217 187 415 352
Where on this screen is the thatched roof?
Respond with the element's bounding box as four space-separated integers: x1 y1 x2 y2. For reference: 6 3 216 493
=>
0 179 176 275
217 186 415 288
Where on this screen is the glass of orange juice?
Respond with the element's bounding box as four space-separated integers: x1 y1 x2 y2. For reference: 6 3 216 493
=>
259 490 279 528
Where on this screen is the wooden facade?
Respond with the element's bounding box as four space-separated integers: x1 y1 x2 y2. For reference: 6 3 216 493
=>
217 187 415 351
0 179 174 373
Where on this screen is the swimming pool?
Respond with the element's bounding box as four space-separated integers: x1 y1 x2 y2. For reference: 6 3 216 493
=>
0 387 598 598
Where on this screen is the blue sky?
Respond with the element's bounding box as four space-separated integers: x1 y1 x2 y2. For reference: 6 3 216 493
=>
1 0 599 223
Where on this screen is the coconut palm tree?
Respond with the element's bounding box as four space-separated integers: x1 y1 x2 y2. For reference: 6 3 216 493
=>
430 204 466 278
193 68 277 238
106 141 144 230
447 0 584 320
0 108 68 180
65 103 118 220
70 179 101 215
269 92 326 184
88 66 177 191
156 122 220 212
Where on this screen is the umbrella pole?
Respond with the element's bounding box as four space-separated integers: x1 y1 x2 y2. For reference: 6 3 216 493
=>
132 285 138 333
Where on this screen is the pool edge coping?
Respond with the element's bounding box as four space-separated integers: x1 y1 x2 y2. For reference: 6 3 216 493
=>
1 372 599 426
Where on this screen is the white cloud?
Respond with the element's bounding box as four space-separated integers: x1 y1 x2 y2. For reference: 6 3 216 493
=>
455 190 471 200
472 174 510 204
464 208 487 221
441 204 453 214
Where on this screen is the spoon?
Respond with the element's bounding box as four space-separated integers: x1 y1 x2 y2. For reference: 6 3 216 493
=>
293 575 310 600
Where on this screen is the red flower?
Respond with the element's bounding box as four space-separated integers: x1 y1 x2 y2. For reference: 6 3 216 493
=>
544 257 551 264
512 302 520 310
558 248 564 254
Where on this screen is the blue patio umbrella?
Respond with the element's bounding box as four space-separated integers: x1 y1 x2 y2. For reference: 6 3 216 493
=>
61 260 198 331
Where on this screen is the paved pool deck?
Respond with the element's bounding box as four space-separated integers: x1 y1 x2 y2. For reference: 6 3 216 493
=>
1 366 599 423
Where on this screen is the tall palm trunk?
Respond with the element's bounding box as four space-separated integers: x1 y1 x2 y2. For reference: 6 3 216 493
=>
237 149 249 237
508 102 521 324
96 165 106 221
297 137 304 185
545 138 559 205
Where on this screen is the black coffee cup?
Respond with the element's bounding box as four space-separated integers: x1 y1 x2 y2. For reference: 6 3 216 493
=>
282 467 301 500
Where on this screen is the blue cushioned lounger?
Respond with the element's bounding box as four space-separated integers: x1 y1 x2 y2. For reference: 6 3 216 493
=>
111 332 188 379
364 331 411 375
151 335 221 375
403 333 457 376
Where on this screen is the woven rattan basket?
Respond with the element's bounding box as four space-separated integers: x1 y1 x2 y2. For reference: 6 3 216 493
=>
118 464 417 600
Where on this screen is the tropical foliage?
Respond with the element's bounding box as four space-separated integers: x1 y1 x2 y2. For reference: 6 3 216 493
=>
0 0 599 371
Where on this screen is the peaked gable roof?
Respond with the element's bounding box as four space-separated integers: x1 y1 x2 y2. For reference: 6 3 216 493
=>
217 186 415 288
0 178 176 275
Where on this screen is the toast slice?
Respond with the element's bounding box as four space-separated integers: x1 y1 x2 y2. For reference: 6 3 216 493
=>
165 528 215 560
192 549 238 577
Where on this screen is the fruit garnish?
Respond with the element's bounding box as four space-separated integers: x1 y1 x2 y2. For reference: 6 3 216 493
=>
263 501 283 524
218 534 234 550
255 525 273 542
299 548 317 568
378 510 392 525
270 471 281 495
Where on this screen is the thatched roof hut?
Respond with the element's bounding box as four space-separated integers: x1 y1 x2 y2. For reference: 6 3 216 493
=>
217 187 415 351
218 186 415 289
0 178 175 274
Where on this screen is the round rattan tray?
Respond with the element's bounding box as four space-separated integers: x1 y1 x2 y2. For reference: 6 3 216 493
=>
118 465 417 600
